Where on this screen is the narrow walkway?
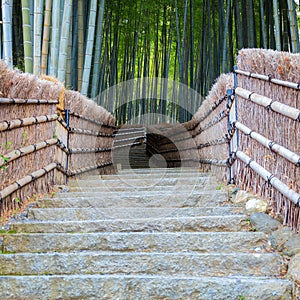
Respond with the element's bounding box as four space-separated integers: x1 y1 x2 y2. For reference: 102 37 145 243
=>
0 169 292 299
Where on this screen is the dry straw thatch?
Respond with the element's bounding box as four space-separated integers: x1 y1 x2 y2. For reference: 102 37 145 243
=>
0 61 115 220
190 74 233 179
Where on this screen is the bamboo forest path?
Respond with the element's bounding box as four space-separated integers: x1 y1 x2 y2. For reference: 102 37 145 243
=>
0 167 293 299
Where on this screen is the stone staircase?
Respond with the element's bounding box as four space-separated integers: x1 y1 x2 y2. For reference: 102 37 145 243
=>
0 168 293 299
112 126 150 169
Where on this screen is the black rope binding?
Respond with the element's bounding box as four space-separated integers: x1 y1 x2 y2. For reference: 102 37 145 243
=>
268 141 276 152
246 159 253 168
30 174 36 181
296 158 300 167
248 92 255 100
296 112 300 122
267 174 275 185
247 130 254 136
3 120 11 130
265 99 276 111
15 181 22 189
268 74 273 82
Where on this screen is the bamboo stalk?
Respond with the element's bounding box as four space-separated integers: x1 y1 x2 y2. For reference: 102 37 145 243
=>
235 87 300 121
236 151 300 206
235 121 300 166
0 138 57 167
0 114 58 132
0 98 58 104
41 0 52 75
21 0 33 73
235 69 300 90
0 163 57 200
33 0 44 75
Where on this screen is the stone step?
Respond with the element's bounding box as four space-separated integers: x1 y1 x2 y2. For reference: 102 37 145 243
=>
0 275 292 300
8 215 248 233
52 190 225 201
98 171 211 179
27 207 243 221
36 192 229 208
0 251 286 277
2 231 261 253
68 177 214 187
68 183 218 192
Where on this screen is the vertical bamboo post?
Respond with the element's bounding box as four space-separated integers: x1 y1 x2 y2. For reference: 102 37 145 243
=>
65 109 70 184
227 66 239 184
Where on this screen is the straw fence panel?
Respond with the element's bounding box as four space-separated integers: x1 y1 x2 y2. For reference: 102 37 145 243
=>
234 49 300 230
0 61 116 218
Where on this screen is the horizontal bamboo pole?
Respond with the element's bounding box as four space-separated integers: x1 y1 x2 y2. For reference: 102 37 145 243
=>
0 138 58 167
199 158 228 167
0 114 58 132
235 121 300 166
235 87 300 121
69 112 116 129
196 94 228 123
113 136 145 144
0 98 58 104
235 69 300 90
114 129 145 137
0 163 57 201
197 136 228 149
69 147 111 154
56 140 111 154
112 141 142 149
69 127 114 138
236 151 300 206
58 161 113 176
193 109 229 138
57 116 69 129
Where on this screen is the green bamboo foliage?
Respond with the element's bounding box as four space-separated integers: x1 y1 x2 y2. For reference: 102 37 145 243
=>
33 0 44 75
21 0 33 73
81 0 98 96
57 0 73 82
41 0 52 75
2 0 13 67
287 0 300 52
2 0 300 119
50 0 61 77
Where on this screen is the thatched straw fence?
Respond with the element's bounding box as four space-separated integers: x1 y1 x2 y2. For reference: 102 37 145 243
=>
0 62 115 220
178 49 299 232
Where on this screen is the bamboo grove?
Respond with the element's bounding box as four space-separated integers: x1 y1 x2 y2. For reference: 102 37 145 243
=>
0 0 299 124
